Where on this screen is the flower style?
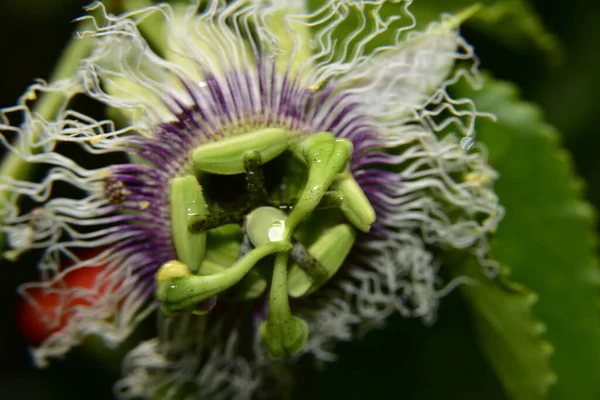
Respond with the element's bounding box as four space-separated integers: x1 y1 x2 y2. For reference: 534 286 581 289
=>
0 0 502 398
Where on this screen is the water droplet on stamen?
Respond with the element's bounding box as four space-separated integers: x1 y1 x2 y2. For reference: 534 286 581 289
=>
186 200 199 217
268 220 286 242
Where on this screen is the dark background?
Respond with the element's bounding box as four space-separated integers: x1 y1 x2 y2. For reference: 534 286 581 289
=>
0 0 598 399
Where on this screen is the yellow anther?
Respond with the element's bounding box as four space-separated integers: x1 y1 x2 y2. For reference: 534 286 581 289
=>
308 83 320 92
170 175 209 273
156 260 191 284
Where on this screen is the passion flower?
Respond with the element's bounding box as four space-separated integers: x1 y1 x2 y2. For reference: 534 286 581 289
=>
0 0 502 398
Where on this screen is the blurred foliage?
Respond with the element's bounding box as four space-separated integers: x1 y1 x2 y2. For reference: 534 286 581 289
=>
295 292 508 400
455 74 600 400
410 0 560 58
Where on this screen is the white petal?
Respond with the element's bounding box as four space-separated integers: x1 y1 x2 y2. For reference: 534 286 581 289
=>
338 20 469 122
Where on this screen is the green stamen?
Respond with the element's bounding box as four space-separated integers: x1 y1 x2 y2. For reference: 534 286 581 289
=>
289 241 328 283
333 171 376 232
170 175 209 273
288 223 356 298
316 191 345 209
192 127 291 175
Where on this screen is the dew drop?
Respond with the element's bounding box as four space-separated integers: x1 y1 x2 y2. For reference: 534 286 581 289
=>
268 220 286 242
186 200 195 217
460 136 475 151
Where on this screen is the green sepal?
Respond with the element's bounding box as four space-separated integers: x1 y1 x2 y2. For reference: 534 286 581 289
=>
169 175 208 273
192 128 291 175
288 223 356 298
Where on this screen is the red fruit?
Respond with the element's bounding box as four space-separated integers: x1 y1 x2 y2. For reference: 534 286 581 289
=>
15 249 115 345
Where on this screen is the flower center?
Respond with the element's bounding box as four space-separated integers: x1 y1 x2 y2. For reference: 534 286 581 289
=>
102 58 382 357
155 128 375 357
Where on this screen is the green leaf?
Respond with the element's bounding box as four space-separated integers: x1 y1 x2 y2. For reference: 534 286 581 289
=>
455 261 555 400
453 74 600 400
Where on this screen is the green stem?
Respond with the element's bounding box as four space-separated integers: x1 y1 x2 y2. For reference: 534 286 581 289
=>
260 251 309 358
269 251 293 322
